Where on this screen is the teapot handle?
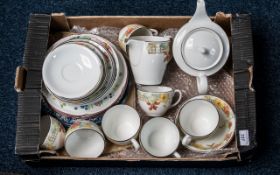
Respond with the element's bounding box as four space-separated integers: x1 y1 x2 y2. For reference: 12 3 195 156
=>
190 0 212 23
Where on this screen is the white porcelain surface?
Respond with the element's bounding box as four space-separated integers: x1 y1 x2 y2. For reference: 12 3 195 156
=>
118 24 158 52
172 0 230 94
127 36 171 85
65 129 104 158
43 35 128 117
102 105 141 150
57 40 116 104
43 43 103 99
47 34 121 103
177 99 219 138
181 28 223 71
181 95 236 152
65 120 105 158
137 86 182 116
140 117 180 157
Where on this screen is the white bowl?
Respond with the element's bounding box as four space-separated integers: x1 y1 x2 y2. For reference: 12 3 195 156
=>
102 105 141 142
140 117 180 157
64 120 105 158
43 43 104 99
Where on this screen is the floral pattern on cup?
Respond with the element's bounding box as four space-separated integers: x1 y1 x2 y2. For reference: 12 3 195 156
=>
118 24 158 52
66 120 102 138
138 92 171 111
41 116 66 151
137 86 182 117
120 24 142 48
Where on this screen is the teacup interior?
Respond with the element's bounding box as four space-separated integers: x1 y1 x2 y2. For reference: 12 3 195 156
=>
65 129 104 158
138 86 172 93
40 115 51 145
179 100 219 137
140 118 180 157
131 29 152 37
102 105 140 141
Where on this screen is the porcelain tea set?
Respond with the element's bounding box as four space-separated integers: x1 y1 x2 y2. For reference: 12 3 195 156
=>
40 0 235 158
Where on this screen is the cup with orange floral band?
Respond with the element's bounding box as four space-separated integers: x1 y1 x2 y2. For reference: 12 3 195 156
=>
137 86 182 117
118 24 158 52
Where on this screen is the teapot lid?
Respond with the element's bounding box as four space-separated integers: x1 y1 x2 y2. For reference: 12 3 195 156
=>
181 28 223 71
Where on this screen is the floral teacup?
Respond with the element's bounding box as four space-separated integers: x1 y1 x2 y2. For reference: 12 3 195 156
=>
137 86 182 117
118 24 158 52
40 115 66 151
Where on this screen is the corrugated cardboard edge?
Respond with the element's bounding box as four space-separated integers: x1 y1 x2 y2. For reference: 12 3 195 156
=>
15 14 51 160
231 14 257 161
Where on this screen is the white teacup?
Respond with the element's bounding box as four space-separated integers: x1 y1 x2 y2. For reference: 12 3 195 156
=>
65 120 105 158
176 99 219 146
137 86 182 116
102 105 141 151
140 117 181 158
40 115 65 151
127 36 172 85
118 24 158 52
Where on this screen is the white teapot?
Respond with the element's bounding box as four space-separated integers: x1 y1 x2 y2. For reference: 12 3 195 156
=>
173 0 230 94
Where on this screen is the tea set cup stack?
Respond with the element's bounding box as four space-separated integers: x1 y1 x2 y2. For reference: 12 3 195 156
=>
40 0 236 158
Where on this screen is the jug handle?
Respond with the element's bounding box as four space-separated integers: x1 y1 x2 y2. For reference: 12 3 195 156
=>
190 0 212 23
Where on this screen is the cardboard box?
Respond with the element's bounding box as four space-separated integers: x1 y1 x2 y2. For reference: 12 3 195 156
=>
14 13 256 166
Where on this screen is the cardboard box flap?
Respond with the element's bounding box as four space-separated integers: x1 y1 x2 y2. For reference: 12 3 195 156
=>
14 66 27 92
15 14 51 157
231 14 257 160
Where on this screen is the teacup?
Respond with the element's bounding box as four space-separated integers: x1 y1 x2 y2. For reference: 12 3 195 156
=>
65 120 105 158
102 105 141 151
140 117 181 158
175 99 219 146
137 86 182 116
118 24 158 52
127 36 172 85
40 115 66 151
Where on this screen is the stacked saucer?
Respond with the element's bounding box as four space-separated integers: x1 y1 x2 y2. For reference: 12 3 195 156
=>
42 34 128 119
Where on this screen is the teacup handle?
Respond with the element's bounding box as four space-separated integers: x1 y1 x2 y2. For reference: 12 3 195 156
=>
149 28 158 36
131 138 140 151
170 89 183 108
182 134 192 146
173 151 181 158
196 74 208 95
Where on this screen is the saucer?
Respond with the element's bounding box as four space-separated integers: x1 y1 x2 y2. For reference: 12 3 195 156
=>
48 34 121 103
184 95 236 152
43 43 104 99
42 42 128 117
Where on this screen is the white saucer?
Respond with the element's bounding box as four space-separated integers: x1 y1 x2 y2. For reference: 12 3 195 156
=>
42 42 128 117
180 95 236 153
43 43 103 99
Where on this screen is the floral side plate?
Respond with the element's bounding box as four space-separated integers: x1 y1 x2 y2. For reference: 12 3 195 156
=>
185 95 236 153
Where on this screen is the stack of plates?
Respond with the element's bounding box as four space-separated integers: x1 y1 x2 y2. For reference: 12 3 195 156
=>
42 34 128 118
